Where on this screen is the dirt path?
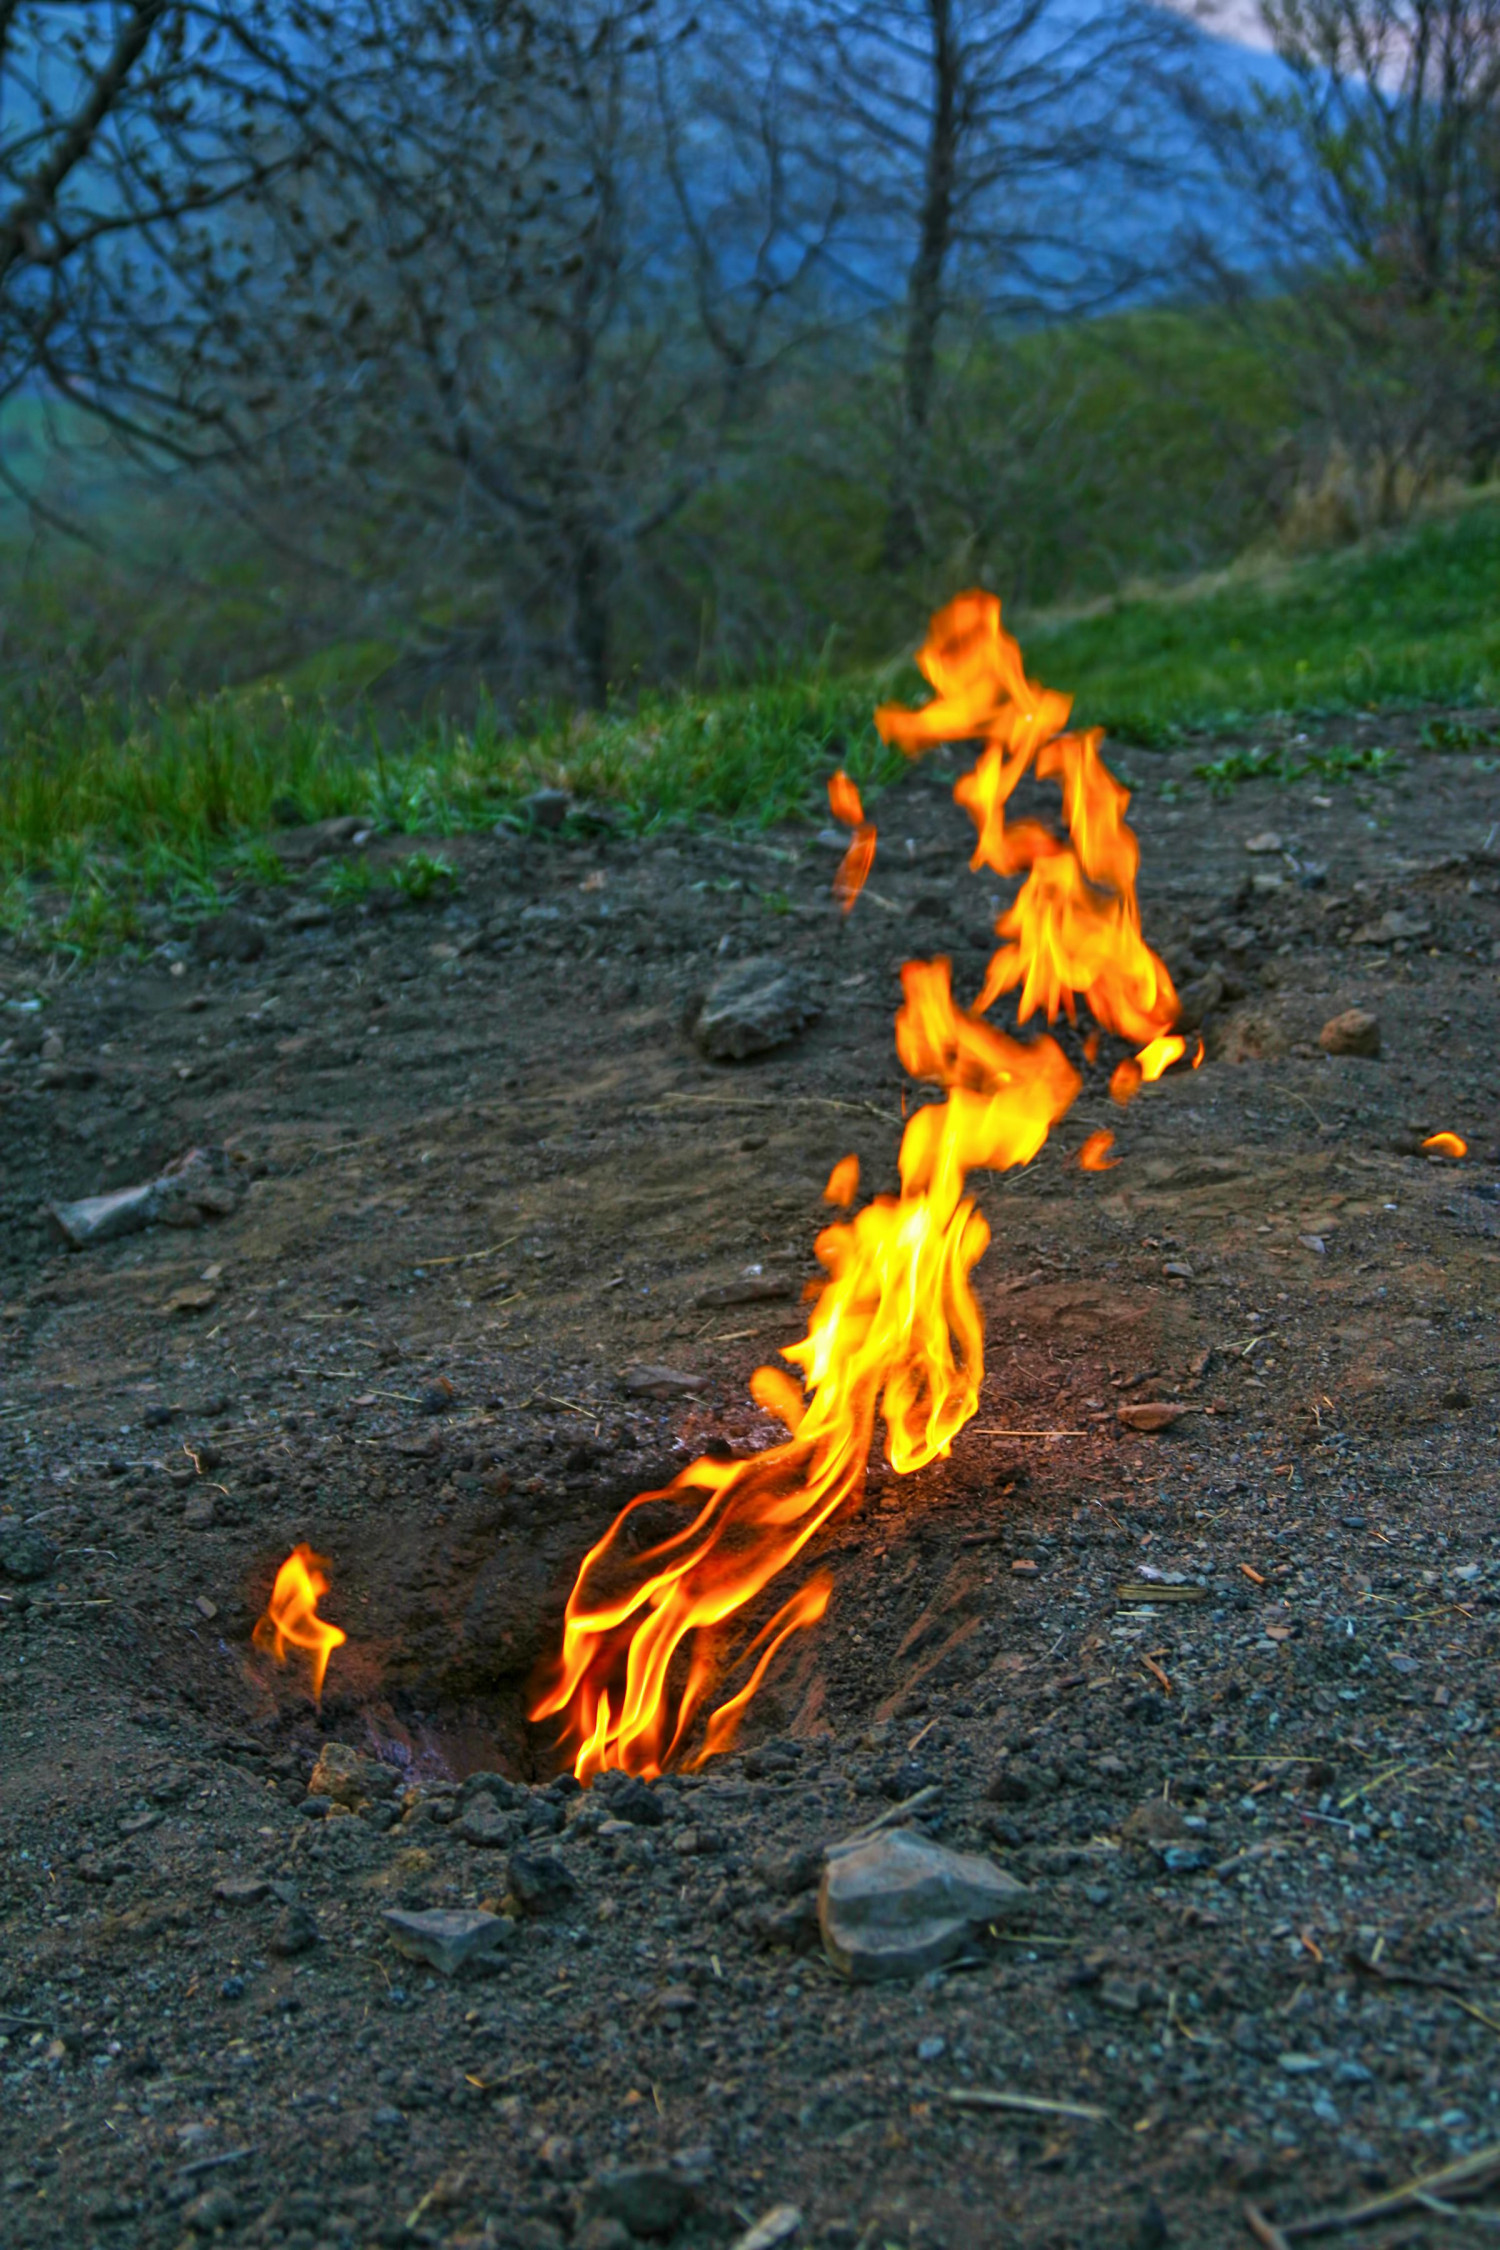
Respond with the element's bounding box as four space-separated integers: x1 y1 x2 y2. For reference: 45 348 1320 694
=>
2 722 1499 2249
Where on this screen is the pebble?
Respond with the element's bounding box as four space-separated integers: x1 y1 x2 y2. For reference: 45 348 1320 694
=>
183 2187 240 2233
1319 1007 1381 1058
732 2209 804 2250
0 1528 59 1581
818 1828 1028 1981
308 1742 397 1807
192 911 267 964
582 2164 698 2240
508 1847 581 1916
213 1875 270 1906
691 957 821 1062
269 1906 318 1957
619 1364 706 1398
458 1800 519 1849
523 787 573 829
1243 832 1283 855
381 1906 511 1976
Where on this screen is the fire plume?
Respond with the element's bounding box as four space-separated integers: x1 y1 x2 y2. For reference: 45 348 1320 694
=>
828 770 876 913
532 591 1186 1779
1422 1131 1466 1158
253 1544 346 1702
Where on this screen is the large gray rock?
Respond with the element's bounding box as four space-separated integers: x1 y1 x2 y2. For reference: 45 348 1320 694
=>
692 958 821 1062
819 1827 1029 1981
381 1907 511 1976
47 1146 247 1249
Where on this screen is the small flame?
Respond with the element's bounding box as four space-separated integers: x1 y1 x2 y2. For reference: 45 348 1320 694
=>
825 1153 860 1205
1422 1131 1467 1158
1077 1129 1119 1172
253 1544 346 1702
533 591 1188 1778
828 770 876 913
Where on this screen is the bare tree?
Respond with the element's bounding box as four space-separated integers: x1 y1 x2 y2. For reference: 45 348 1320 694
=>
0 0 334 507
778 0 1198 564
1191 1 1500 523
195 0 841 706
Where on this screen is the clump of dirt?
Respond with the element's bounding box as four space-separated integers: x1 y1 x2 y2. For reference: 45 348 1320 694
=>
1 725 1499 2247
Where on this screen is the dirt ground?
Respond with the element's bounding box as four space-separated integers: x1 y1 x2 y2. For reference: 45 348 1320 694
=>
2 712 1500 2250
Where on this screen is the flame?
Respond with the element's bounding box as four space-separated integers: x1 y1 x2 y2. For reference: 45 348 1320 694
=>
825 1153 860 1205
1077 1129 1119 1172
828 770 876 913
532 591 1186 1778
1422 1131 1467 1158
253 1544 346 1702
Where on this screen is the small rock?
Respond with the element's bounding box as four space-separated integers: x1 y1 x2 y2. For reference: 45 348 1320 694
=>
419 1377 456 1414
1319 1007 1380 1059
508 1847 581 1916
1121 1801 1191 1847
183 2187 240 2234
818 1827 1028 1981
732 2209 803 2250
285 898 333 930
523 787 573 829
753 1845 821 1896
47 1145 245 1249
1173 970 1225 1032
583 2165 698 2241
0 1528 58 1581
619 1364 705 1398
1116 1402 1186 1433
1243 831 1283 855
1099 1973 1142 2013
1161 1261 1193 1280
458 1770 528 1810
163 1284 218 1319
298 1795 333 1821
192 910 267 964
382 1906 511 1976
1362 908 1431 944
691 957 821 1062
576 2223 633 2250
213 1875 270 1906
308 1741 397 1807
458 1800 519 1849
269 1906 318 1957
182 1496 216 1530
696 1276 796 1307
1298 1234 1326 1255
609 1776 667 1828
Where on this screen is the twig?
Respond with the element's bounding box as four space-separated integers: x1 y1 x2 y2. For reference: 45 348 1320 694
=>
831 1785 943 1848
178 2146 255 2180
1281 2139 1500 2237
417 1234 522 1269
971 1428 1086 1440
1244 2204 1293 2250
519 1392 600 1421
945 2087 1117 2129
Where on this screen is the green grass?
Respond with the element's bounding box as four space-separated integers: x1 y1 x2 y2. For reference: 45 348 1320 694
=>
7 491 1500 961
0 673 903 957
1024 492 1500 744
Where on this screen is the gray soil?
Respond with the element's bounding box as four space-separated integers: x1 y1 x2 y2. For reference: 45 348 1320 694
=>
2 712 1499 2250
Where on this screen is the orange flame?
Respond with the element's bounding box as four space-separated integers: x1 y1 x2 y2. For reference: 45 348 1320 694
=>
1077 1129 1119 1172
1422 1131 1467 1158
828 769 876 913
532 592 1186 1778
253 1544 347 1702
825 1153 860 1205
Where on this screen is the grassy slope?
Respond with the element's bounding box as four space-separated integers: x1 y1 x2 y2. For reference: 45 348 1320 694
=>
1026 491 1500 742
4 494 1500 956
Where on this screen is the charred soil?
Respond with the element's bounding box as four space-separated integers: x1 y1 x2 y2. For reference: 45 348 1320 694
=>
2 726 1500 2249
